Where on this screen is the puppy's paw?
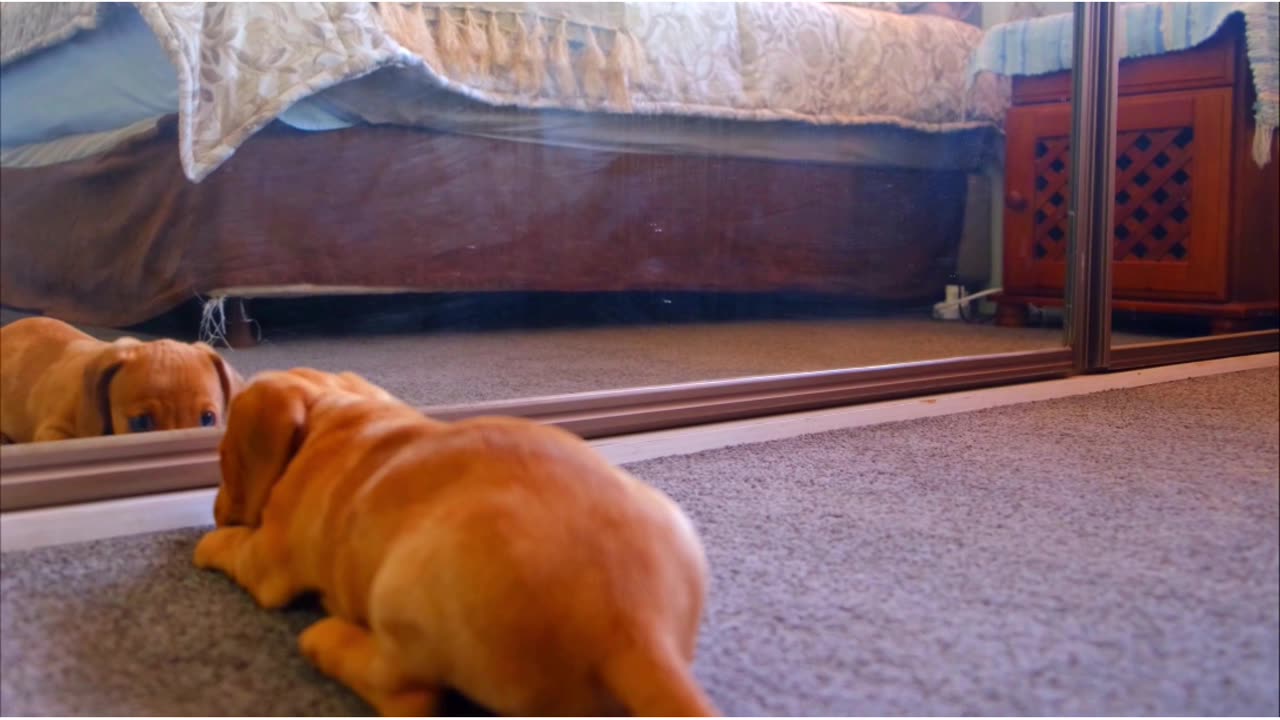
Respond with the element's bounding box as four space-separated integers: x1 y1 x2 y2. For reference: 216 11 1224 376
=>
193 526 251 571
298 617 364 672
375 689 440 717
248 573 298 609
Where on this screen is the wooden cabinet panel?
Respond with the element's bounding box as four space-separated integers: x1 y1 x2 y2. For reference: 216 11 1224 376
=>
1003 88 1232 301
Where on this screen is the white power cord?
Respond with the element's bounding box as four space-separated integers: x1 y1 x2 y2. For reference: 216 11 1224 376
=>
933 286 1002 321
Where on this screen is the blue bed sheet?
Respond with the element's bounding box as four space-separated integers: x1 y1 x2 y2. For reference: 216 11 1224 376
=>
0 5 357 149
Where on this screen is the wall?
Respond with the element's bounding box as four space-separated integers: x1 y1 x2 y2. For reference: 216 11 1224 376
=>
976 3 1073 295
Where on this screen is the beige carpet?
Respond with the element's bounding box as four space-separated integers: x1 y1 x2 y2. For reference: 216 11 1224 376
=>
219 317 1081 405
2 368 1276 715
3 307 1167 406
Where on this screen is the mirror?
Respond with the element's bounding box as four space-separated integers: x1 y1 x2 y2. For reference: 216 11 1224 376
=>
1 2 1080 447
1086 6 1279 351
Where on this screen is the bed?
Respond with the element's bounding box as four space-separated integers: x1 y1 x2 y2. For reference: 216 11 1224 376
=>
0 2 1009 341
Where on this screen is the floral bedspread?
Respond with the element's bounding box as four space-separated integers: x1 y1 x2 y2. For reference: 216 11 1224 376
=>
128 2 1009 182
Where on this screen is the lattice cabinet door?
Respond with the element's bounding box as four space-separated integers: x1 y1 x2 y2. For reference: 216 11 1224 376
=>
1003 88 1232 301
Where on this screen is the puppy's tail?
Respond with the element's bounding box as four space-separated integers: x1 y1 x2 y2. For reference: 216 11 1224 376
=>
600 635 718 717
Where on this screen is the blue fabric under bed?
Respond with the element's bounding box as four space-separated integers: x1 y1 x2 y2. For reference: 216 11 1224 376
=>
0 5 358 149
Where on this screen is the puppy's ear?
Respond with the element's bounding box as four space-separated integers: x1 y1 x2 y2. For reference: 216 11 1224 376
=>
195 342 244 416
77 343 135 437
216 376 308 527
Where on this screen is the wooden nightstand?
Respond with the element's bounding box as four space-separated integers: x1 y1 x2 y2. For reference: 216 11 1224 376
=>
994 17 1279 334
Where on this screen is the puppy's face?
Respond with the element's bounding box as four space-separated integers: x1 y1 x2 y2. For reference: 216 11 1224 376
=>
86 340 242 436
213 369 395 527
81 339 243 438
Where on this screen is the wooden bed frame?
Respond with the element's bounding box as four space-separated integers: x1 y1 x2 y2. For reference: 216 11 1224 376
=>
1 116 980 346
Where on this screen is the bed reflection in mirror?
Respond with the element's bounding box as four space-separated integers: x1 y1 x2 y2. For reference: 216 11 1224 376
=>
4 1 1194 448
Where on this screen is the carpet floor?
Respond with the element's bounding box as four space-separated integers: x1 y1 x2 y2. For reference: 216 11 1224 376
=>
2 368 1276 715
2 307 1167 407
219 317 1078 405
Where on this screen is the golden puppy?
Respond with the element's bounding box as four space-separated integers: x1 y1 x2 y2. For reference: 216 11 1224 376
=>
0 316 242 443
195 368 716 717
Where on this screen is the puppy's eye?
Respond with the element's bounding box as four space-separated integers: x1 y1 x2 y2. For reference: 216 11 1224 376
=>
127 414 155 433
200 410 217 427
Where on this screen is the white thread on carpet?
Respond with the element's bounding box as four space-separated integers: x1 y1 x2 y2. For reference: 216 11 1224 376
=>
197 296 228 348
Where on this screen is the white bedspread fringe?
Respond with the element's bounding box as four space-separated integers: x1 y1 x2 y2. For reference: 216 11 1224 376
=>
376 3 642 109
1256 124 1277 167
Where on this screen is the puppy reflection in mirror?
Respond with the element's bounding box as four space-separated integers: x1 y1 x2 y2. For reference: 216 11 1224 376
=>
197 368 716 717
0 316 243 443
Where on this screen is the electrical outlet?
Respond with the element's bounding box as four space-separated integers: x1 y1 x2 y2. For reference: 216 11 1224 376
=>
933 284 965 321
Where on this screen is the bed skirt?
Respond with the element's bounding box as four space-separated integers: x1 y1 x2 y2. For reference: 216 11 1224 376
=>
0 116 970 328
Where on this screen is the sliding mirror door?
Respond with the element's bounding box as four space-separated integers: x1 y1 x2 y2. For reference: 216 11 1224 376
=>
1091 4 1279 363
1 2 1101 508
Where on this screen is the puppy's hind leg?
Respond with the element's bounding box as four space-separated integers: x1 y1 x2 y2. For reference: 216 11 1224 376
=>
299 617 441 717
